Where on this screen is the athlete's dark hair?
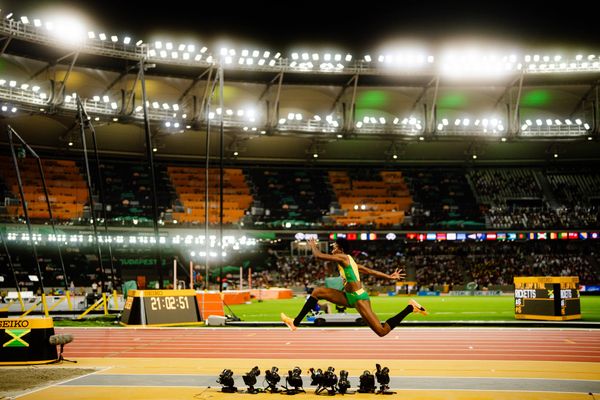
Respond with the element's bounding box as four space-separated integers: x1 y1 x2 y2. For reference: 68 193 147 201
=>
335 238 350 253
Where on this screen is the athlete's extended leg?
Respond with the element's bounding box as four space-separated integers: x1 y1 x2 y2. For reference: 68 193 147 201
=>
355 298 427 337
281 287 349 330
354 299 396 337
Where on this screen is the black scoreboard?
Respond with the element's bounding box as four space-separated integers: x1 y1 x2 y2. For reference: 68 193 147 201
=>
514 277 581 321
120 289 202 326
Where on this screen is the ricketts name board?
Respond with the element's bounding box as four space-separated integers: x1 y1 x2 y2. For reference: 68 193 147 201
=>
513 276 581 321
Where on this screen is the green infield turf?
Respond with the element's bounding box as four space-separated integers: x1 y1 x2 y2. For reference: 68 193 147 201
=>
227 295 600 322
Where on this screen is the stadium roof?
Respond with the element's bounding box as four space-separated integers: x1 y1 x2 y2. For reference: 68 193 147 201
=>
4 0 600 54
0 0 599 164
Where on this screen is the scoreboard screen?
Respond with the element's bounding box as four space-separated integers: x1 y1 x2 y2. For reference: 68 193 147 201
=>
514 277 581 321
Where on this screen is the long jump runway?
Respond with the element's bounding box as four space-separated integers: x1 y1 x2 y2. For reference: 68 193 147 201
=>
15 327 600 400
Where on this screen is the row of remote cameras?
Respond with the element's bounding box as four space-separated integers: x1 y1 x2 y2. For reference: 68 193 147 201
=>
217 364 394 395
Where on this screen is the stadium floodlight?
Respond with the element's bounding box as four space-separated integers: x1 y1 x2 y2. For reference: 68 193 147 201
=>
263 51 270 58
225 56 232 64
159 50 167 58
312 53 319 61
345 54 352 62
238 57 244 65
20 16 30 24
182 53 189 60
575 118 582 125
33 19 42 27
291 52 299 60
241 49 249 57
171 52 178 59
20 83 29 90
546 119 553 126
99 33 106 41
136 40 143 46
110 102 117 110
9 80 16 87
5 13 13 20
268 59 276 66
88 31 95 39
536 119 542 126
584 123 591 130
166 42 173 50
187 44 194 52
178 43 185 51
258 59 265 65
111 35 118 42
364 55 372 62
102 95 109 103
301 52 309 60
123 37 131 45
278 118 286 125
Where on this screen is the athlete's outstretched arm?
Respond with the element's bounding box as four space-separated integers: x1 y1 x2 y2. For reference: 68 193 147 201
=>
358 265 405 281
307 239 347 264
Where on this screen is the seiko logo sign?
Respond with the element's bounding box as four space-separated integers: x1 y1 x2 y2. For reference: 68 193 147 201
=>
0 320 30 328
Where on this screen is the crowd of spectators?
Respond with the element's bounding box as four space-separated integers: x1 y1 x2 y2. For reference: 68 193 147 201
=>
257 241 599 291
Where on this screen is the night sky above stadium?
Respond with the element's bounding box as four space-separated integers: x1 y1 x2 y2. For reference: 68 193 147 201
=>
3 0 600 54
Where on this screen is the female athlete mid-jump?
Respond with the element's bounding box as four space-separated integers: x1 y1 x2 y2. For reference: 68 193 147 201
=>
281 238 428 336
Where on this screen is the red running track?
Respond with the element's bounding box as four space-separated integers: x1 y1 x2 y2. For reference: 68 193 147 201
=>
58 327 600 362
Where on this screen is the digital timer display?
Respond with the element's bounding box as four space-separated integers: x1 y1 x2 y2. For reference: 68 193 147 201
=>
120 289 201 326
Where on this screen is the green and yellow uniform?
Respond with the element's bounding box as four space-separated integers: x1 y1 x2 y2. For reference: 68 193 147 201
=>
338 255 370 307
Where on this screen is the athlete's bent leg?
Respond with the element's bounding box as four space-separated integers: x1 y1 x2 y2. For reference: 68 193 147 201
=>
355 299 392 337
282 287 349 330
355 299 417 337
